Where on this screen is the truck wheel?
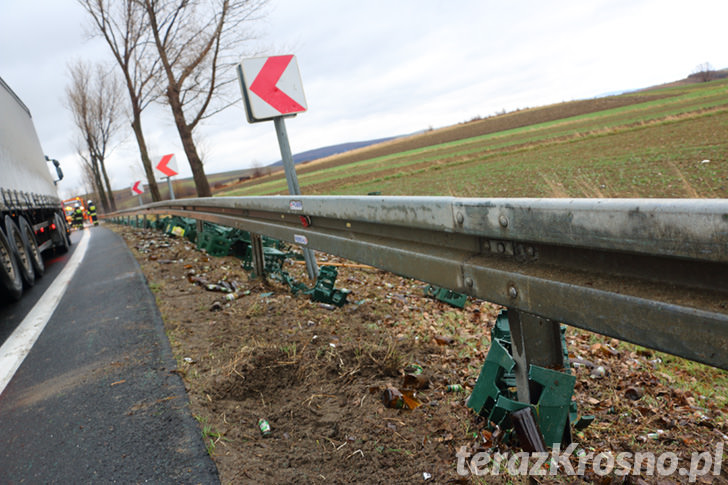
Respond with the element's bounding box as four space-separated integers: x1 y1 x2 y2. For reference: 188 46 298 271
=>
0 225 23 301
19 216 44 277
53 213 70 254
4 215 35 288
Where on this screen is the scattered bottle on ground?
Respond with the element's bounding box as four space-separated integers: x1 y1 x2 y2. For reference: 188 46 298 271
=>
382 387 405 409
258 418 271 437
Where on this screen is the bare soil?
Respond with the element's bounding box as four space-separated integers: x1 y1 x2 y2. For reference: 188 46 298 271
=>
112 224 728 484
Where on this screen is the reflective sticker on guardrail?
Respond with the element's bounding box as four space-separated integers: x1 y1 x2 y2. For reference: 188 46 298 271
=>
294 234 308 245
289 200 303 211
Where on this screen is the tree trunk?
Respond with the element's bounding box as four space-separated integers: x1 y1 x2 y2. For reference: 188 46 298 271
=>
99 158 117 212
91 158 111 212
130 114 162 202
166 86 211 197
180 125 211 198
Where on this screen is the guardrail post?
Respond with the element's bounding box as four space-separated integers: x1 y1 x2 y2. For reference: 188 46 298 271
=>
250 233 265 279
507 310 564 404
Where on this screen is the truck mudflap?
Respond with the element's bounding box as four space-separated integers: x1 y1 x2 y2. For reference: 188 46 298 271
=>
51 212 71 254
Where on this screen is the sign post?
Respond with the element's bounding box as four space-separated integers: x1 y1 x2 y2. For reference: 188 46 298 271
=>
131 180 144 206
237 55 318 280
154 154 179 200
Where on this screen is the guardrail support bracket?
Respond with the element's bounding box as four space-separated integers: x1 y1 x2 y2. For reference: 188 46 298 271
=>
508 309 565 404
250 232 265 279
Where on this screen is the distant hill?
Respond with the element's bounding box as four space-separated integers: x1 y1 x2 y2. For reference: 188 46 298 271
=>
268 136 400 167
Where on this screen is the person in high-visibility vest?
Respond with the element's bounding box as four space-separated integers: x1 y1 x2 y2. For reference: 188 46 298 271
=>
72 205 84 230
87 200 98 226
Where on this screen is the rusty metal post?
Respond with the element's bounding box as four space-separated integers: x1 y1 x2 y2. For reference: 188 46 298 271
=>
508 309 564 404
250 232 265 279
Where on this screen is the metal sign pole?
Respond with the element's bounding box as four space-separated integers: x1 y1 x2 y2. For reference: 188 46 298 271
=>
138 194 143 206
274 116 318 280
167 176 175 200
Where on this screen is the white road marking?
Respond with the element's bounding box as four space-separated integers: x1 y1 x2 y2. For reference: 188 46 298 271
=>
0 230 90 396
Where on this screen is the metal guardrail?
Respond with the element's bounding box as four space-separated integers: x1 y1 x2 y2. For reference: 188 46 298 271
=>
110 196 728 371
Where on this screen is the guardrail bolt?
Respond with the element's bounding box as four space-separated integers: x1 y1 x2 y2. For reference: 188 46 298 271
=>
465 277 474 288
456 212 464 224
508 285 518 299
499 215 509 228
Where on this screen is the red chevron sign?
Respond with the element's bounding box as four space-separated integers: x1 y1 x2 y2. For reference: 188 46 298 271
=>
238 55 307 122
250 55 305 113
155 154 178 178
131 180 144 195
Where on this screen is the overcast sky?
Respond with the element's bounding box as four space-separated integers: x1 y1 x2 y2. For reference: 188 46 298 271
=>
2 0 727 198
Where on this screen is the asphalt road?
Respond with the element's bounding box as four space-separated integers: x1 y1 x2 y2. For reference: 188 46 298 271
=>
0 226 219 484
0 234 72 344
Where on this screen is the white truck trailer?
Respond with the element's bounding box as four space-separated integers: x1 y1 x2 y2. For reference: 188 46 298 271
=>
0 76 71 301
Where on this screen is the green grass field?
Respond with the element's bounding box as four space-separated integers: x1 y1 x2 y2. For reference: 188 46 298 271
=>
220 78 728 199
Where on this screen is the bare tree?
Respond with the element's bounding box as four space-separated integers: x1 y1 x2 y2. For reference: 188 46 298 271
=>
79 0 164 202
77 142 107 210
80 160 98 200
66 61 123 212
692 62 715 82
250 159 263 178
140 0 268 197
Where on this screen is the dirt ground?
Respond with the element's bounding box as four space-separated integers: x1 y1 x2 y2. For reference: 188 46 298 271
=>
111 224 728 484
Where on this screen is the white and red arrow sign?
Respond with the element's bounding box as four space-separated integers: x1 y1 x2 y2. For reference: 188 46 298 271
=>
154 154 178 178
131 180 144 195
238 55 307 122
